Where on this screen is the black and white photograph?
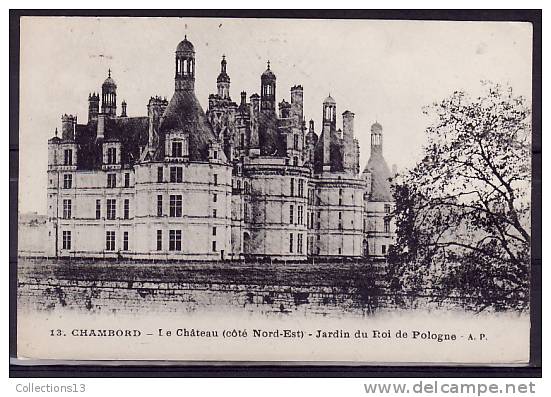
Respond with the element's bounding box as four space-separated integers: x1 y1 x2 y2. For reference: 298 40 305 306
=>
13 14 537 365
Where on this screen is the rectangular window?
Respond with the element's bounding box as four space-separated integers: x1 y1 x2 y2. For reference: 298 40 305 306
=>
124 173 130 188
290 178 294 197
172 141 183 157
62 231 71 250
123 199 130 219
62 199 72 219
105 231 115 251
107 147 117 164
157 195 163 216
123 231 129 251
95 199 101 219
169 195 182 217
298 233 303 254
384 218 391 233
64 149 73 165
298 179 304 197
289 204 294 224
156 230 162 251
157 167 163 183
243 203 248 222
293 134 299 150
63 174 72 189
213 174 218 186
107 199 116 220
298 206 303 225
212 226 217 236
107 173 117 188
382 245 387 255
289 233 294 253
212 240 217 252
213 150 218 159
170 166 183 183
213 209 217 218
213 193 217 202
169 230 182 251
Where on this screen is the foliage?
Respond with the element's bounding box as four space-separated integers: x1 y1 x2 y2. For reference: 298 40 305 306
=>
388 83 531 311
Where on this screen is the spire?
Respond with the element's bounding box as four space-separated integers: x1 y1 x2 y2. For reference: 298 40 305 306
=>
216 54 231 98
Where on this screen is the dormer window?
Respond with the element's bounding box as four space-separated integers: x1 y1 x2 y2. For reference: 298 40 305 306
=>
64 149 73 165
172 141 183 157
107 147 117 164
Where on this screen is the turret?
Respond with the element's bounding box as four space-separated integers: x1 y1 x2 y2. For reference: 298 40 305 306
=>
101 69 117 117
260 61 276 112
216 55 231 99
371 122 383 155
175 35 195 92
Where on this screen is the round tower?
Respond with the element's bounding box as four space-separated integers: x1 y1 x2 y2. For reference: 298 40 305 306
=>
260 61 276 112
175 35 195 91
101 69 117 117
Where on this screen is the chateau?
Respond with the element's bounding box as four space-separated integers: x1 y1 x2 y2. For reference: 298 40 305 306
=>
46 37 395 260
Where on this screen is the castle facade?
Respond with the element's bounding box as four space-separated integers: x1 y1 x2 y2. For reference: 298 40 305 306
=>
46 37 395 260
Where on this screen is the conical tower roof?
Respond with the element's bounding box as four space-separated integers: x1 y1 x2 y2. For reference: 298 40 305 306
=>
159 90 217 161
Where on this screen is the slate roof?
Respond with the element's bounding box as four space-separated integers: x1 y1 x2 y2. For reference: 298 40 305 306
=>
158 90 217 161
363 151 393 202
313 130 344 173
176 37 194 53
72 117 149 170
258 111 286 156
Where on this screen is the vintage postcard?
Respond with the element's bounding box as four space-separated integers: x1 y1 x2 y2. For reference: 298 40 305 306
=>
16 16 534 364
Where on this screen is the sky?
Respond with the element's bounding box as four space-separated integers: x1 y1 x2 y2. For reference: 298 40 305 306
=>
18 17 532 214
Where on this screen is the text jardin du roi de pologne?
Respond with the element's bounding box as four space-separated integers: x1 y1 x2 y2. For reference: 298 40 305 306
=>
49 327 488 343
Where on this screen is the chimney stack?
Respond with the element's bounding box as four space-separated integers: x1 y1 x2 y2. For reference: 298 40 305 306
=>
97 113 105 140
342 111 355 173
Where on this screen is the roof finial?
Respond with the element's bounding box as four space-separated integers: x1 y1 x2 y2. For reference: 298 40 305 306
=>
108 68 111 78
267 60 270 70
55 127 58 137
185 34 187 40
222 54 226 61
